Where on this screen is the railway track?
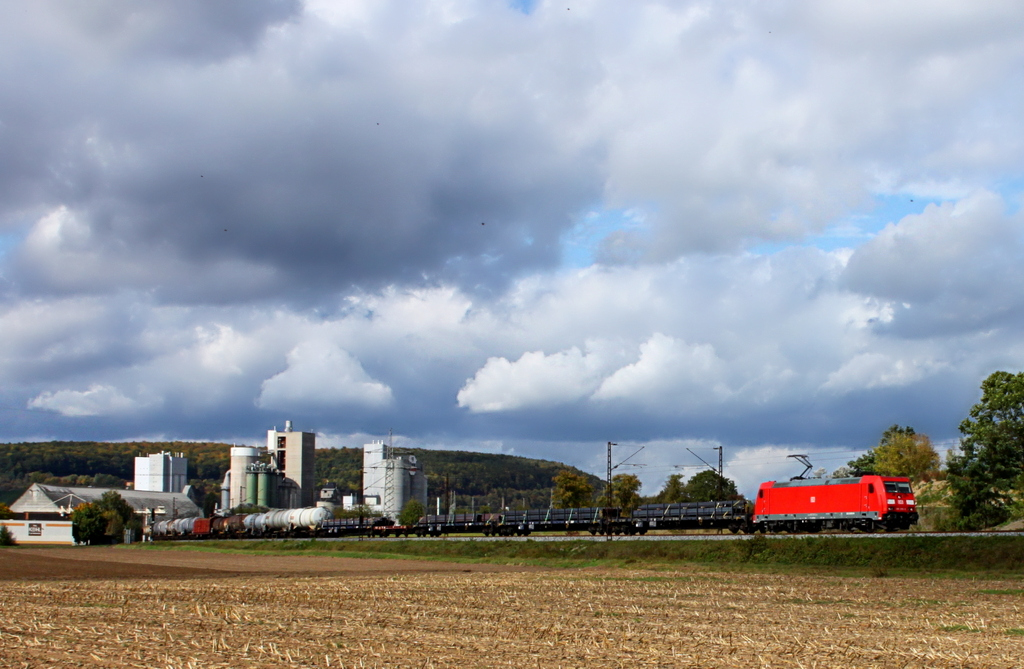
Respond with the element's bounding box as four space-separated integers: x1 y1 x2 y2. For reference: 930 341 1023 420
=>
312 529 1024 543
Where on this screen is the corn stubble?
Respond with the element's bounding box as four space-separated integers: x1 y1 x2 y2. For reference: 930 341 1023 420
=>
2 570 1022 668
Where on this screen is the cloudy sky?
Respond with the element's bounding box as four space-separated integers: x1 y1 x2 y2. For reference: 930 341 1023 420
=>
3 0 1023 496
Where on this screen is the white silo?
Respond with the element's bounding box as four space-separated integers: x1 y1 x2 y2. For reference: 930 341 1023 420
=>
229 446 260 509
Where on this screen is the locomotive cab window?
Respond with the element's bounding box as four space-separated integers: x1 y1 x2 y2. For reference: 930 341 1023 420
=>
884 481 912 494
758 490 763 498
867 484 874 493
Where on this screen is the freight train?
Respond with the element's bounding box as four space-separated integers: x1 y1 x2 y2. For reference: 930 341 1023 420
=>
150 474 918 540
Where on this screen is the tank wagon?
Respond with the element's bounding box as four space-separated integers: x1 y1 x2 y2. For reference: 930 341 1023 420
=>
151 475 918 541
753 475 917 533
151 506 334 539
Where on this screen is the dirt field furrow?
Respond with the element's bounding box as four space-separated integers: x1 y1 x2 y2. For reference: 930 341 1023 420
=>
2 547 1022 668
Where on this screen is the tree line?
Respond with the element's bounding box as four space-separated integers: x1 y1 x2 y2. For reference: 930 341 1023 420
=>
550 468 741 515
0 440 601 515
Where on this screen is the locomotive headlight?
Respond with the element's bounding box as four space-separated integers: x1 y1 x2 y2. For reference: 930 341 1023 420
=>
908 500 916 505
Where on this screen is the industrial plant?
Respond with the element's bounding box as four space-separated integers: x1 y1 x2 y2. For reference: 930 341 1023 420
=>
224 420 316 510
360 440 428 519
3 420 432 545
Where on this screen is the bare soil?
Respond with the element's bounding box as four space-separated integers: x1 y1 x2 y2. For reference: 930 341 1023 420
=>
2 546 1023 668
0 546 536 580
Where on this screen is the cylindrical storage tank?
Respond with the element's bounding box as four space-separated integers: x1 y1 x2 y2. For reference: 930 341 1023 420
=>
286 506 330 530
265 509 291 531
298 506 331 529
211 516 228 534
257 470 269 508
268 473 278 508
229 447 260 509
226 514 247 534
246 470 259 506
251 512 268 534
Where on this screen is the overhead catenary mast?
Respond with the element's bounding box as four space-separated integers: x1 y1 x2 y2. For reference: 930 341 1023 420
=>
382 428 396 518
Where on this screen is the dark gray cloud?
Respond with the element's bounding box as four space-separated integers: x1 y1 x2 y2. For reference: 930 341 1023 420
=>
1 1 603 303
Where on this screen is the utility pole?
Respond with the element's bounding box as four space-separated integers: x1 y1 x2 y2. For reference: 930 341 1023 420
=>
606 442 617 509
687 445 725 498
716 445 723 499
443 473 451 520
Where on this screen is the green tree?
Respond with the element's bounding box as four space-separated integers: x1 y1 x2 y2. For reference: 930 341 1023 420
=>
0 525 15 546
72 492 141 544
684 470 739 502
97 490 141 542
70 503 106 545
654 474 689 503
845 451 877 476
552 470 594 508
609 474 642 513
844 425 917 476
874 433 940 481
0 502 12 520
398 499 426 526
948 371 1024 529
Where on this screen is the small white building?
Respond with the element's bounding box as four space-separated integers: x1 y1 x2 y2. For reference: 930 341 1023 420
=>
0 519 74 545
134 451 188 493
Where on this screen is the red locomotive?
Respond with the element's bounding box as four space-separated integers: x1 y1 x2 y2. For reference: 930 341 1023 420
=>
753 475 918 533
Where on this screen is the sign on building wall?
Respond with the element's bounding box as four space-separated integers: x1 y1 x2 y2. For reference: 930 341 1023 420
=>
0 520 75 545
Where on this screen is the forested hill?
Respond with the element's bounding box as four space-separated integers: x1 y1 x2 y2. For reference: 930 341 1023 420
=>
315 448 602 509
0 441 599 508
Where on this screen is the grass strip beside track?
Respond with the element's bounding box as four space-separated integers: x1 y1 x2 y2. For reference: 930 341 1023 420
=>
134 535 1024 574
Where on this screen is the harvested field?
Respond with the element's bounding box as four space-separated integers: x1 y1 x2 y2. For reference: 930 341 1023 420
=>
0 547 533 581
2 548 1023 667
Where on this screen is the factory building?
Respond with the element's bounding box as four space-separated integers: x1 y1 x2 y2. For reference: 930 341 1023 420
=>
362 441 428 520
268 422 316 508
225 421 316 511
11 483 202 520
7 483 203 544
133 451 188 492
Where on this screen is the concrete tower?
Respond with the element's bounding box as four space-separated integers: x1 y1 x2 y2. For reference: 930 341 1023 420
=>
267 421 316 508
362 441 428 520
134 451 188 492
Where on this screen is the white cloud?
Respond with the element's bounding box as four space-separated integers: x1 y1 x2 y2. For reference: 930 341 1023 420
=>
594 333 728 404
844 191 1019 302
457 343 619 413
821 352 945 394
28 384 150 417
256 340 393 410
